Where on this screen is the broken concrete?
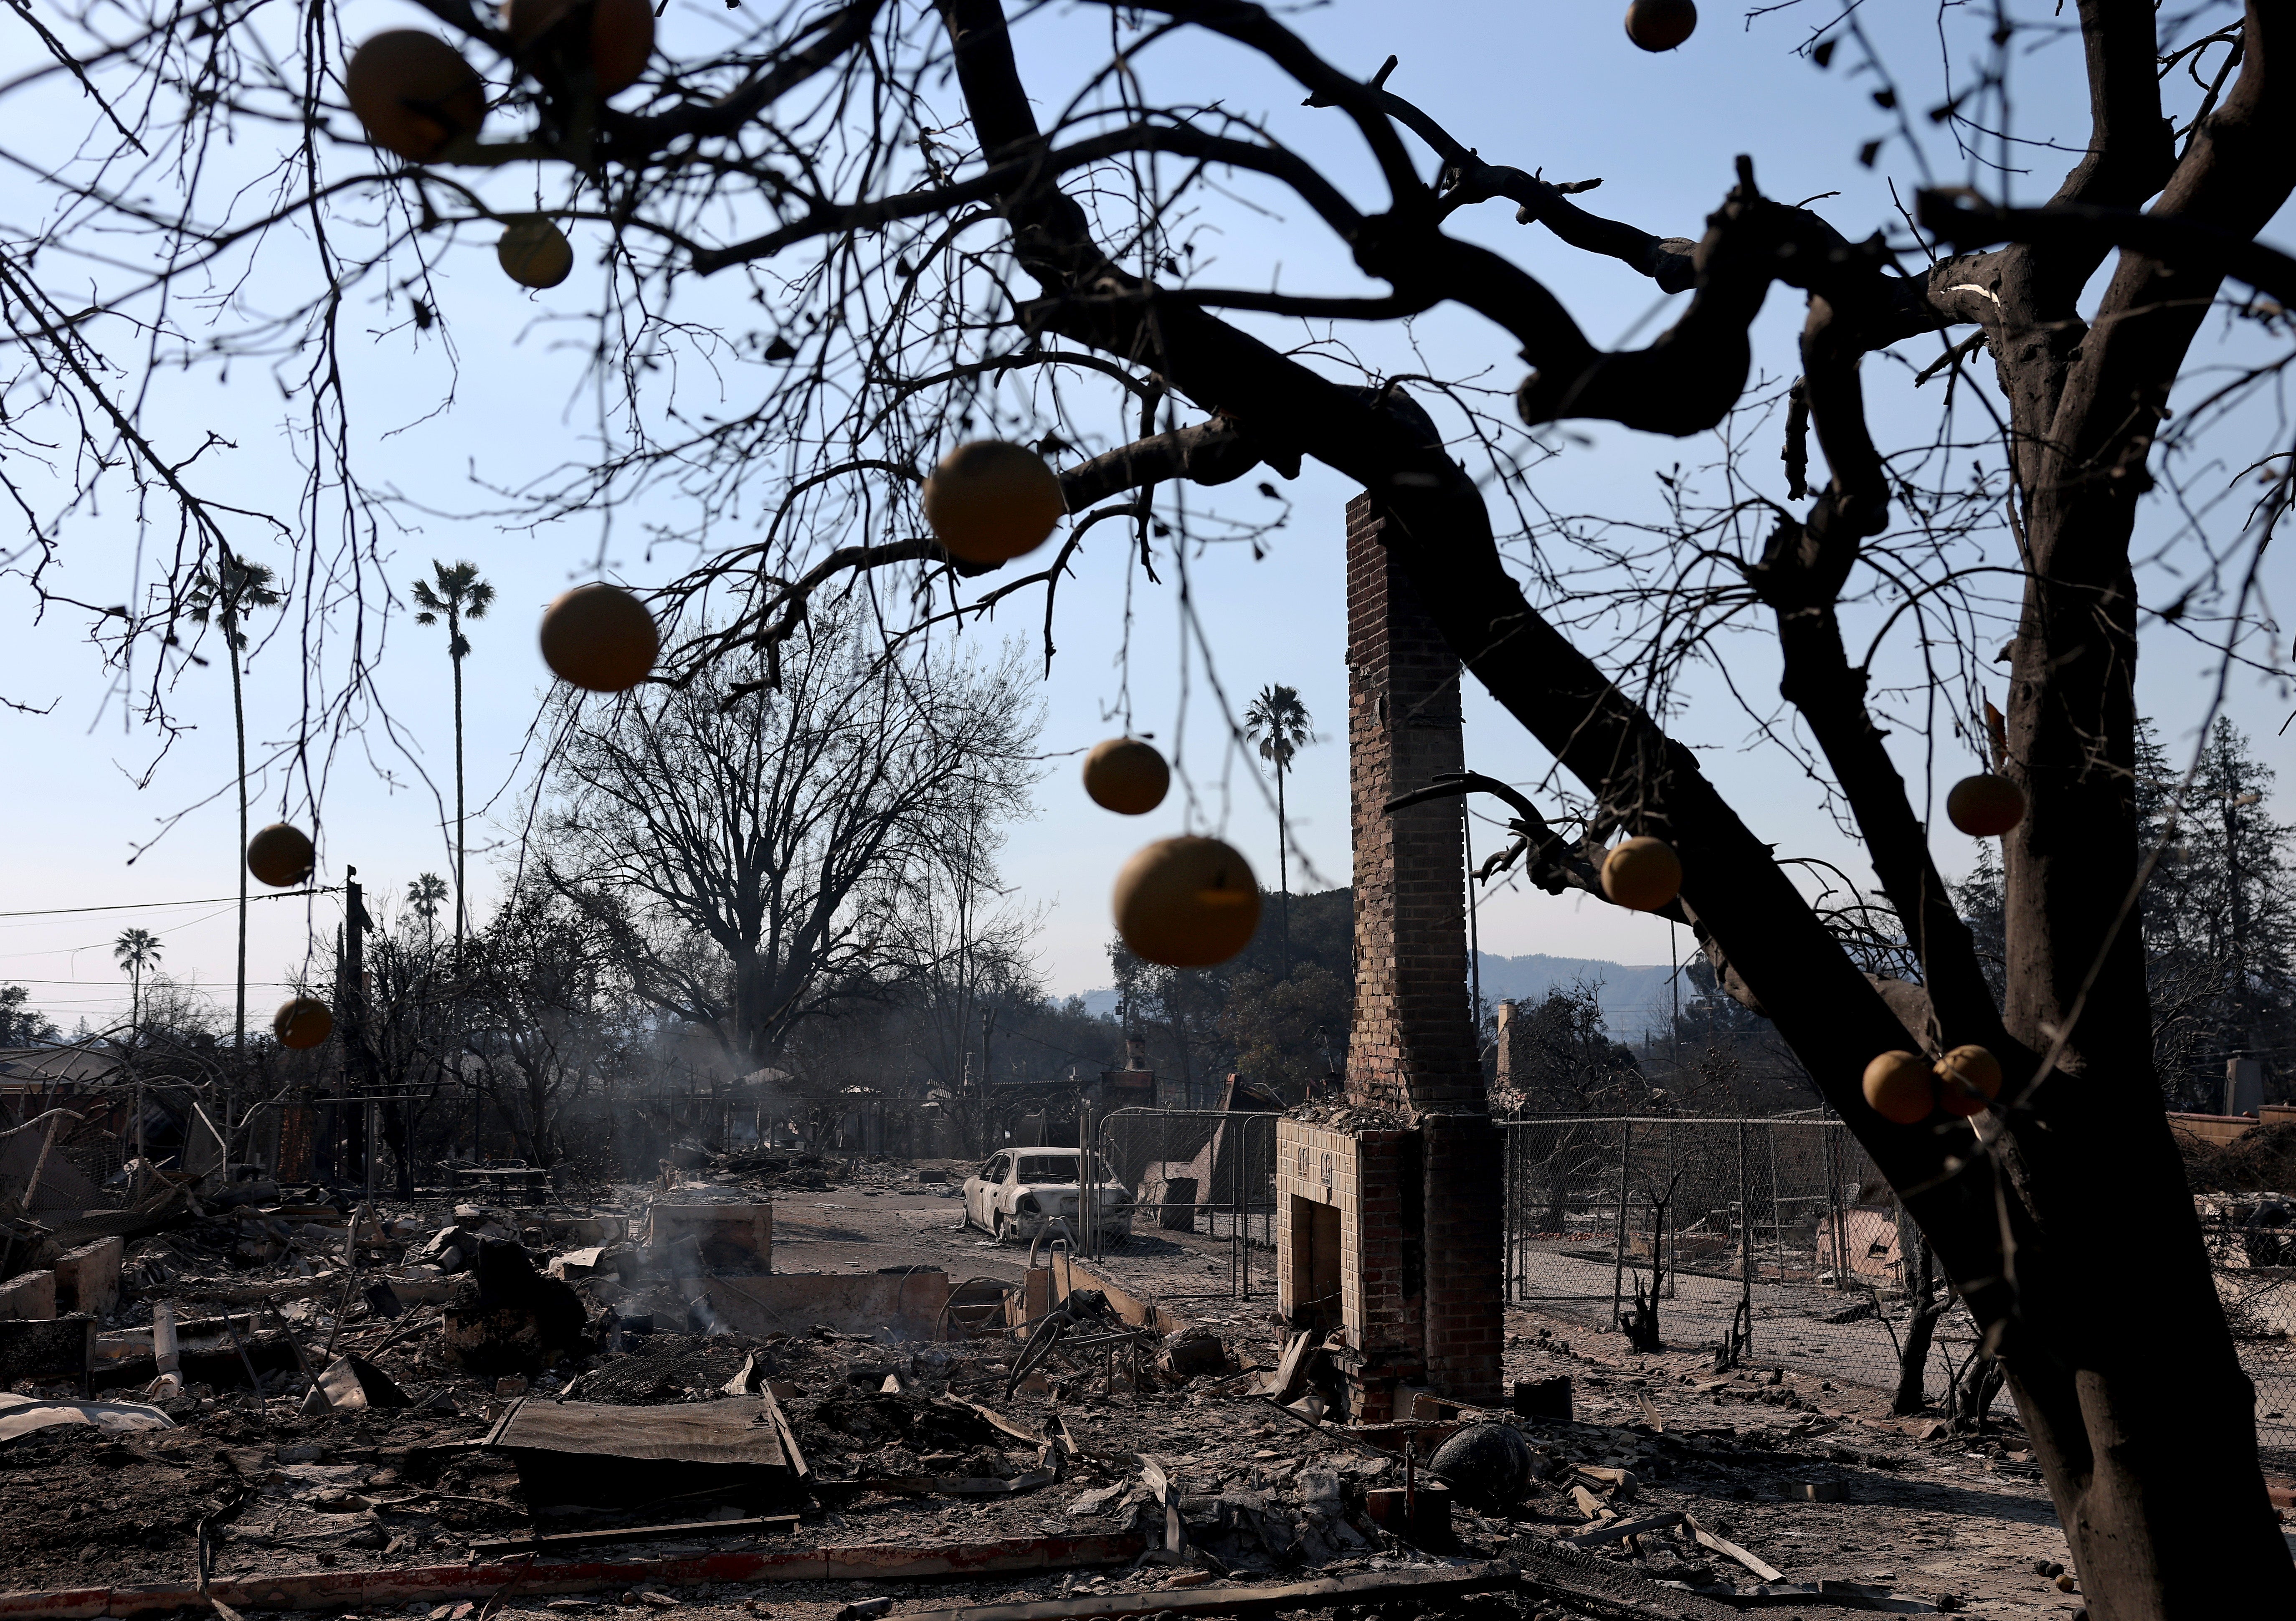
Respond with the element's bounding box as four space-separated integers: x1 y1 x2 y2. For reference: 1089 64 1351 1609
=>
647 1200 773 1274
0 1269 56 1320
51 1238 121 1317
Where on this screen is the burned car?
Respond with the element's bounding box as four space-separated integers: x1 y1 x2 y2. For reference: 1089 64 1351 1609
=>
961 1147 1134 1244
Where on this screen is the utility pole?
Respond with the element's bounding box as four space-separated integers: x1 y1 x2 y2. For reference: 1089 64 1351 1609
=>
341 867 374 1194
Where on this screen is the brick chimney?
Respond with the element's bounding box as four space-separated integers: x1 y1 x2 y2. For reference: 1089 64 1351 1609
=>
1343 495 1484 1114
1273 495 1503 1417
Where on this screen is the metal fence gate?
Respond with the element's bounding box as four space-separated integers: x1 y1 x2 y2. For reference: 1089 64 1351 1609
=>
1092 1107 1280 1298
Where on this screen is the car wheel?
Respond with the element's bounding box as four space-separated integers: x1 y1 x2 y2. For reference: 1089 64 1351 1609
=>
993 1212 1011 1245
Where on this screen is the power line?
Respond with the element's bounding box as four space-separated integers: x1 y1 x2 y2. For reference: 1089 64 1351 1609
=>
0 888 336 920
0 978 299 987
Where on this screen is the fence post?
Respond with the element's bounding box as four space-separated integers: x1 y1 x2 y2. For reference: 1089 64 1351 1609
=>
1611 1119 1632 1327
1737 1117 1753 1361
1765 1126 1783 1282
1503 1125 1515 1305
1232 1114 1245 1299
1824 1122 1846 1289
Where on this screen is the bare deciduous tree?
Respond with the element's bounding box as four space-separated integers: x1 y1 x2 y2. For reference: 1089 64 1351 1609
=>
543 607 1041 1072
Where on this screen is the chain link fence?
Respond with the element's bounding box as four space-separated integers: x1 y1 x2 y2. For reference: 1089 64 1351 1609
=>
1072 1107 2296 1456
1501 1116 1982 1403
1503 1115 2296 1454
1092 1107 1280 1298
1 1102 133 1211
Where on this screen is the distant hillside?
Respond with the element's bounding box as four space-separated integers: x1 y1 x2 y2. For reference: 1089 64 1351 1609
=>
1076 949 1682 1043
1475 952 1682 1043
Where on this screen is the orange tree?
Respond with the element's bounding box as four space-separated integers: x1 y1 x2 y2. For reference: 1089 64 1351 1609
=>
5 1 2294 1608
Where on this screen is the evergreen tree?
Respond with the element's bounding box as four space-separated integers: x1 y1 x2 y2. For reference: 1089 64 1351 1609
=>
1960 719 2296 1110
2136 719 2296 1109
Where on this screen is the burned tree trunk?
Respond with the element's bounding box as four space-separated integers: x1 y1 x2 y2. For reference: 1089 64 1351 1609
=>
1893 1227 1946 1418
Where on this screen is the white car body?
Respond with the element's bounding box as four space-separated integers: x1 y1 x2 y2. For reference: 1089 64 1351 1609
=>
963 1147 1134 1244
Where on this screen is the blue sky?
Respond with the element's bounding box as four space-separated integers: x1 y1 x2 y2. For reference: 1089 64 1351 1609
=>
1 0 2289 1030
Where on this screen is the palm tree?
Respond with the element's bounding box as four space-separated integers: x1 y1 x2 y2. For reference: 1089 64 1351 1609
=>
114 928 162 1034
408 873 450 954
1243 683 1316 976
186 552 282 1058
411 562 494 962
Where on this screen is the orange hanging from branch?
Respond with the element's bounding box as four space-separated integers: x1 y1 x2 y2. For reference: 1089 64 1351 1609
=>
346 32 486 162
246 824 316 889
922 441 1066 565
503 0 654 96
540 584 659 693
1624 0 1697 52
1600 836 1682 911
274 998 334 1050
1947 774 2026 837
1936 1045 2003 1118
1862 1051 1935 1125
1082 738 1170 815
499 216 574 289
1113 836 1260 968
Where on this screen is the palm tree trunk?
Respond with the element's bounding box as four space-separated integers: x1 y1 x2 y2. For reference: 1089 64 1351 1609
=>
451 613 466 962
1276 762 1290 978
229 626 247 1145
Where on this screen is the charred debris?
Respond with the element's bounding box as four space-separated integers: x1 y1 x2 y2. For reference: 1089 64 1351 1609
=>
0 1149 2027 1618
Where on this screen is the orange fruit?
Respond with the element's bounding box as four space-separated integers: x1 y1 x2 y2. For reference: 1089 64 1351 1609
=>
1113 836 1260 968
274 997 335 1050
540 583 659 692
246 823 316 888
1083 738 1170 815
1862 1051 1935 1125
1947 773 2026 837
1601 836 1683 911
1624 0 1697 51
498 216 573 289
346 32 486 162
922 441 1066 565
503 0 655 96
1936 1045 2003 1117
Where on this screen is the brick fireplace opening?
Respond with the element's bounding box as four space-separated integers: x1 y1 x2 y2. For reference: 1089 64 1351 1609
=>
1275 494 1503 1420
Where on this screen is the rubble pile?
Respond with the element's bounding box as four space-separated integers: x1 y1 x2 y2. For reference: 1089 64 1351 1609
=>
0 1155 2095 1620
2185 1120 2296 1193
